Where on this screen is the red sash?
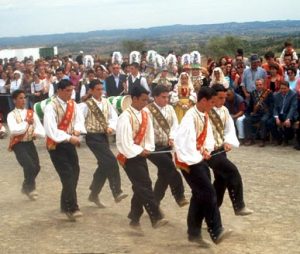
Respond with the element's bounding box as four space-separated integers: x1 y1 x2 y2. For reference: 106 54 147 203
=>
8 109 34 151
46 100 75 150
117 110 148 167
175 112 208 173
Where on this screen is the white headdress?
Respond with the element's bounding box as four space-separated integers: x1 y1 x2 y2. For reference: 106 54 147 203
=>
155 54 167 71
146 50 157 67
129 51 141 64
181 53 191 67
165 53 177 67
190 51 201 67
112 51 123 65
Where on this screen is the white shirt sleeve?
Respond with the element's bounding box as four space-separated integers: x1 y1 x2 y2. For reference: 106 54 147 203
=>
169 106 178 139
144 114 155 152
108 103 118 131
140 77 151 92
80 85 86 99
174 112 203 165
43 104 72 143
74 103 87 134
33 112 45 138
48 84 54 98
7 111 28 136
116 112 144 158
223 108 239 148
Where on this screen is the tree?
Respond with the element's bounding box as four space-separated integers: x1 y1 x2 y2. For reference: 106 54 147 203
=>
122 40 146 54
204 36 245 60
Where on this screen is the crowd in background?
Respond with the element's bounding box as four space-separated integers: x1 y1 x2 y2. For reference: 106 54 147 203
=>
0 41 299 149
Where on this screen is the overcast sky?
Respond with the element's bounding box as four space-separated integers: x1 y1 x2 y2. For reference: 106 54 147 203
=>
0 0 299 38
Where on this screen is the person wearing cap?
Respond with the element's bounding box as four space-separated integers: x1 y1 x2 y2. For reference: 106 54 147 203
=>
241 54 267 100
80 79 128 208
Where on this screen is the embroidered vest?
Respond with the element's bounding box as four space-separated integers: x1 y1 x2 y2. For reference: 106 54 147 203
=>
85 98 109 133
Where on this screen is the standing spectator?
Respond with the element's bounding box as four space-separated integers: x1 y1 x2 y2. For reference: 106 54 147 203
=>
105 63 127 97
241 54 267 100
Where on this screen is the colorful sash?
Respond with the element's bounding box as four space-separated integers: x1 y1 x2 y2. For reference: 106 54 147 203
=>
209 108 224 142
117 110 148 167
86 98 108 132
8 109 34 151
147 103 170 136
46 100 75 150
175 112 208 173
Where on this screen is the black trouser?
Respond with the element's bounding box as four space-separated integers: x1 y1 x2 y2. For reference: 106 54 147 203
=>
13 141 40 193
124 156 162 225
148 146 185 204
269 114 295 142
244 113 272 140
181 161 223 240
208 152 245 212
86 133 122 198
49 143 80 213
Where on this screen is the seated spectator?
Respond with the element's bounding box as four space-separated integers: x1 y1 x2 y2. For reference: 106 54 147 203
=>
244 79 274 147
225 88 246 142
269 81 298 146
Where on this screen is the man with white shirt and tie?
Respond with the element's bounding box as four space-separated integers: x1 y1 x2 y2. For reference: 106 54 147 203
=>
208 85 253 216
7 89 45 201
116 85 167 230
145 85 188 207
44 79 86 221
105 63 127 97
174 87 231 247
80 79 127 208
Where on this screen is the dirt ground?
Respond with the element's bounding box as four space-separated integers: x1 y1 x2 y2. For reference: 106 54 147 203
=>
0 134 299 254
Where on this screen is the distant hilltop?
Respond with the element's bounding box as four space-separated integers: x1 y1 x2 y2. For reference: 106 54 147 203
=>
1 20 300 47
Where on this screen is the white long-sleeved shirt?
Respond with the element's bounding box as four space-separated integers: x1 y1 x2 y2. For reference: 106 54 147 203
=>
80 96 118 131
174 106 215 165
116 106 155 159
212 106 239 148
7 108 45 138
43 97 86 143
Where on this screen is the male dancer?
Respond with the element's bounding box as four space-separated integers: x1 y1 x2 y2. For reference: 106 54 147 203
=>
80 79 127 207
116 85 167 230
208 85 253 215
7 89 45 200
174 87 231 246
145 85 188 207
44 79 86 221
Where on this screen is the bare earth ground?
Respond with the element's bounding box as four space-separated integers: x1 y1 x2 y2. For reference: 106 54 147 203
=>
0 135 299 254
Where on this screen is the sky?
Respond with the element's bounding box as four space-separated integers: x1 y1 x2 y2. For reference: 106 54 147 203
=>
0 0 299 38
